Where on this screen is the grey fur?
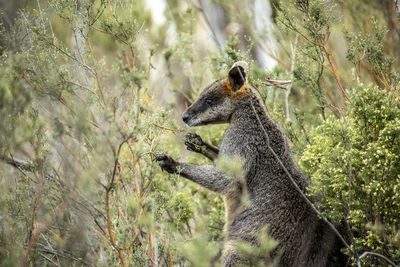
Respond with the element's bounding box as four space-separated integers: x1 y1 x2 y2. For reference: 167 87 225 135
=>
157 62 345 266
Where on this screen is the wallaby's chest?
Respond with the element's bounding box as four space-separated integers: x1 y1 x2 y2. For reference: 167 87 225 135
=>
219 126 248 158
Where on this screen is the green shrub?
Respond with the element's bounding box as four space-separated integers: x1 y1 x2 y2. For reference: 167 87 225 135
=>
300 85 400 265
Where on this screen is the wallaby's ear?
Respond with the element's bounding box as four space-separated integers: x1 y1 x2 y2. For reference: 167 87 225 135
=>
228 61 248 92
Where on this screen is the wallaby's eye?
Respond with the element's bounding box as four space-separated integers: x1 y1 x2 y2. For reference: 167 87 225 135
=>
205 98 213 105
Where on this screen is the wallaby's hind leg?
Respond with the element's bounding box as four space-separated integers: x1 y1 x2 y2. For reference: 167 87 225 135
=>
185 133 219 161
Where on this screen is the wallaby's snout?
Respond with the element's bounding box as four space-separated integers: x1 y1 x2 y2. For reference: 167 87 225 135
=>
182 111 190 125
182 105 198 127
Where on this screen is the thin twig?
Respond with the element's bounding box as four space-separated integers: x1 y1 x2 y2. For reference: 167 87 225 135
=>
196 0 223 49
0 155 35 172
151 123 184 137
304 9 351 103
357 252 398 267
285 34 298 120
262 78 292 91
19 195 68 267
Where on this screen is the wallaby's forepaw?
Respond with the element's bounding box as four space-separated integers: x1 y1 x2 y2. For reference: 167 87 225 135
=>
185 133 206 153
155 153 178 174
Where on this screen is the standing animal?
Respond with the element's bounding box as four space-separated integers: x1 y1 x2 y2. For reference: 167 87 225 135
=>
156 61 345 266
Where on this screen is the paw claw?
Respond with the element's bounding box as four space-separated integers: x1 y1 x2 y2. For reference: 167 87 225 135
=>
185 133 204 146
155 154 178 174
185 133 206 153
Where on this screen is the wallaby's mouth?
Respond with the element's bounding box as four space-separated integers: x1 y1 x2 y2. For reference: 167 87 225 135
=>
183 110 205 127
182 111 196 127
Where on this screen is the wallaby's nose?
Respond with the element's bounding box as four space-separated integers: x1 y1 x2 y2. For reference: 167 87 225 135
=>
182 113 190 124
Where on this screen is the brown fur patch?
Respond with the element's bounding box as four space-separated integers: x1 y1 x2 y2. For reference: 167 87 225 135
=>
232 85 249 98
222 78 234 96
222 78 249 99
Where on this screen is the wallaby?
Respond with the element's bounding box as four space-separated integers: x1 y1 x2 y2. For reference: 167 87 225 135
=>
156 61 345 266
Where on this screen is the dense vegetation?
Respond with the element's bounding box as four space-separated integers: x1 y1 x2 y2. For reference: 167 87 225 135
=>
0 0 399 266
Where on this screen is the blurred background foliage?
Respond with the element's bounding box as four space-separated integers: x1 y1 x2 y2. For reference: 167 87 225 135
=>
0 0 399 266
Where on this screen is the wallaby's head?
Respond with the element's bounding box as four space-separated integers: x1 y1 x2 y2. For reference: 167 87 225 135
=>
182 61 249 127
